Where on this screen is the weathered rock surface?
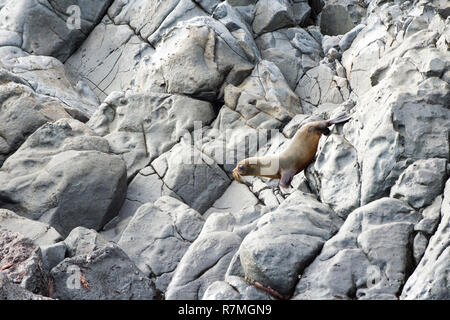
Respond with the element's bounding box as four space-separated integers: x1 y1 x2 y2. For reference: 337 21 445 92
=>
0 209 62 246
0 229 49 296
1 0 449 301
240 191 342 296
134 16 254 101
165 229 242 300
341 4 450 206
0 0 113 62
118 197 204 292
202 275 274 300
166 204 270 299
87 91 216 178
401 179 450 300
0 118 127 237
0 273 52 300
0 75 71 165
223 60 303 128
390 158 448 210
0 48 99 119
149 142 232 214
51 227 157 300
255 27 322 90
293 198 421 300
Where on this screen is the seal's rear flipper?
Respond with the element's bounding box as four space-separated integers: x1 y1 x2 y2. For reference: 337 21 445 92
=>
327 112 352 125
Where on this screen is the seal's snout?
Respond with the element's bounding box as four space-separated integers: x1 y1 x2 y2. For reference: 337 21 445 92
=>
233 168 243 184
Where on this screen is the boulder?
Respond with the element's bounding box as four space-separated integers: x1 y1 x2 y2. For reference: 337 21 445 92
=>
134 16 254 101
150 142 232 214
51 227 158 300
0 229 49 296
0 209 62 247
118 197 204 292
0 76 71 165
0 273 52 300
390 158 448 210
239 191 343 296
65 15 154 100
0 47 99 119
0 0 113 62
252 0 296 35
165 205 269 299
293 198 421 300
0 118 127 237
401 179 450 300
88 91 216 178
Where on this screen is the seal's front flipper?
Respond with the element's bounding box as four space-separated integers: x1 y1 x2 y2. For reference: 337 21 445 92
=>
279 169 297 189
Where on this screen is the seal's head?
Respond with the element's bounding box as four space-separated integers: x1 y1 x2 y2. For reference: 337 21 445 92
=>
232 159 256 184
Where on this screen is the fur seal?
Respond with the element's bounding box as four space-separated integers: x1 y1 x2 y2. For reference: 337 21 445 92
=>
233 113 351 188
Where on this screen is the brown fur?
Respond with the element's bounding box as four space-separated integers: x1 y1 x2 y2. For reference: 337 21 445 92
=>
233 113 351 188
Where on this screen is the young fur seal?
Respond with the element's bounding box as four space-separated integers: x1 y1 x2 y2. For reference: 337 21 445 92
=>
233 113 351 188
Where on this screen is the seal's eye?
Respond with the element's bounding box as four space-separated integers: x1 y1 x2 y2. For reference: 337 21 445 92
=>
238 164 245 172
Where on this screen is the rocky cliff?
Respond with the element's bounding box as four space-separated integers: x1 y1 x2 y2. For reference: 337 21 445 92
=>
0 0 449 300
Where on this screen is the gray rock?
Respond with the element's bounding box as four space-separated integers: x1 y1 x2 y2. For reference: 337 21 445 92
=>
227 0 258 6
88 91 216 178
0 76 72 165
401 179 450 300
134 16 254 101
295 64 350 112
165 204 269 300
0 209 62 246
306 132 361 219
320 4 356 36
319 0 366 36
194 0 222 14
202 280 241 300
109 0 207 47
292 0 311 26
150 142 232 214
118 197 204 292
51 245 157 300
0 118 128 237
293 198 420 300
390 158 448 210
252 0 296 35
341 14 450 205
205 181 260 217
0 229 49 296
412 232 428 266
0 0 113 62
256 27 322 90
322 35 342 56
40 241 66 274
339 23 366 51
0 273 52 300
0 48 98 119
165 230 242 300
212 2 260 62
224 60 303 128
239 191 343 296
64 227 111 257
415 195 443 236
100 165 184 242
65 15 154 101
203 275 274 300
1 0 449 302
